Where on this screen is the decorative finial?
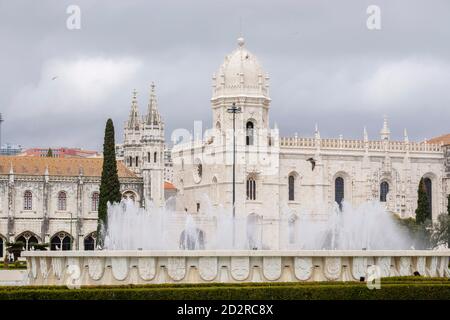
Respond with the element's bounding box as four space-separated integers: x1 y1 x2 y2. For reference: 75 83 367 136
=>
380 114 391 140
151 82 155 92
363 126 368 142
404 128 409 143
237 37 245 47
132 89 138 101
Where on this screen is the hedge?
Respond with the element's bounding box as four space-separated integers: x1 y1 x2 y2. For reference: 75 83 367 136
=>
0 281 449 300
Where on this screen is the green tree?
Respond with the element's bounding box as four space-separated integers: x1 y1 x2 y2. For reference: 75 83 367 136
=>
447 194 450 215
46 148 53 157
97 119 122 246
430 213 450 248
448 193 450 247
415 178 430 225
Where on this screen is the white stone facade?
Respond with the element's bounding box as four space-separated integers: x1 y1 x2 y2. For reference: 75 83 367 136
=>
172 38 450 249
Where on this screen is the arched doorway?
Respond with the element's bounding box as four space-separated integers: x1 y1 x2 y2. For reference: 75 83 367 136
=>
50 232 72 251
0 237 3 258
84 233 96 251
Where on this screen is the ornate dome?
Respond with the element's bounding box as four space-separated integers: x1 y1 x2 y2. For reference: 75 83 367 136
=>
212 37 269 100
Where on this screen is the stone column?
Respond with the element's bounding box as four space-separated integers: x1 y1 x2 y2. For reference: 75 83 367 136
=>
76 174 84 250
7 166 15 242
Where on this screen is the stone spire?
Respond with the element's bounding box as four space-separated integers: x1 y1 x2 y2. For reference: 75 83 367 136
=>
127 89 140 130
314 123 320 140
363 126 368 142
146 82 162 126
380 115 390 141
403 128 409 143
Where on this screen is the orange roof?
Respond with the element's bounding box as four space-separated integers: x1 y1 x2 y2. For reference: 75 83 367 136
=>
0 156 136 178
427 133 450 146
164 181 176 190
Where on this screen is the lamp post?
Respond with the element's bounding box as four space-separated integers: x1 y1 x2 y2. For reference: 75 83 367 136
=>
70 211 73 250
227 102 241 248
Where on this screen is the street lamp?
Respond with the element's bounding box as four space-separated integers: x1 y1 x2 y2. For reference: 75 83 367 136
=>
227 102 241 248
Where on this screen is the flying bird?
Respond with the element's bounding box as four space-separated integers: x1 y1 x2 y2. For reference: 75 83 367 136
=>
51 76 58 80
306 157 316 171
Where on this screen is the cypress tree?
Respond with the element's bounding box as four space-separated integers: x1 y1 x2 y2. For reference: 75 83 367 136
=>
415 178 430 225
46 148 53 157
97 119 122 246
447 194 450 215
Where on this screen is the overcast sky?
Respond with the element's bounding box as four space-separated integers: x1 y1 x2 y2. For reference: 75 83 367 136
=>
1 0 449 151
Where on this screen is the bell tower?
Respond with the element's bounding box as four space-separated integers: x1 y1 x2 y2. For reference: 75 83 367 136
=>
122 84 165 207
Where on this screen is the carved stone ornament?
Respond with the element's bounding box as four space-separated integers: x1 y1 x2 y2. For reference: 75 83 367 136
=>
324 257 341 280
138 258 156 281
351 257 367 280
199 257 218 281
168 257 186 281
231 257 250 281
294 257 313 281
111 257 129 281
88 257 105 281
263 257 281 281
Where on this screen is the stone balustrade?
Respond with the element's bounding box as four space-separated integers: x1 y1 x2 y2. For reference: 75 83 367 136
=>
23 250 450 286
280 137 442 152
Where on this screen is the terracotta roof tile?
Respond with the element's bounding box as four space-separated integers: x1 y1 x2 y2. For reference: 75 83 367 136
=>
427 133 450 146
0 156 137 178
164 181 176 190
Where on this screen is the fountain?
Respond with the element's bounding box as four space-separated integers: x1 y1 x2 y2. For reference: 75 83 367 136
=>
23 198 450 285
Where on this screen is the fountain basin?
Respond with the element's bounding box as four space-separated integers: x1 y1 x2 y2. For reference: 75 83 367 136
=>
22 250 450 285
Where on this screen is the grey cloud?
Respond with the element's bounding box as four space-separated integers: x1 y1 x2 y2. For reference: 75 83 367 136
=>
0 0 449 150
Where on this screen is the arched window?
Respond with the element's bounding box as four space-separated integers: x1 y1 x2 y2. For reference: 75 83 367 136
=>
246 176 256 200
57 191 67 211
246 121 254 146
147 152 151 162
24 191 32 210
91 192 99 211
135 156 139 167
50 232 72 251
247 213 262 249
154 152 157 163
335 177 344 210
0 237 3 258
128 156 133 167
122 191 136 201
84 233 96 251
380 181 389 202
423 177 432 219
288 175 295 201
179 228 205 250
16 232 39 251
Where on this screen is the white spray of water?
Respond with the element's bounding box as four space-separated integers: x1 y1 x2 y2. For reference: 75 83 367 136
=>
103 197 415 250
